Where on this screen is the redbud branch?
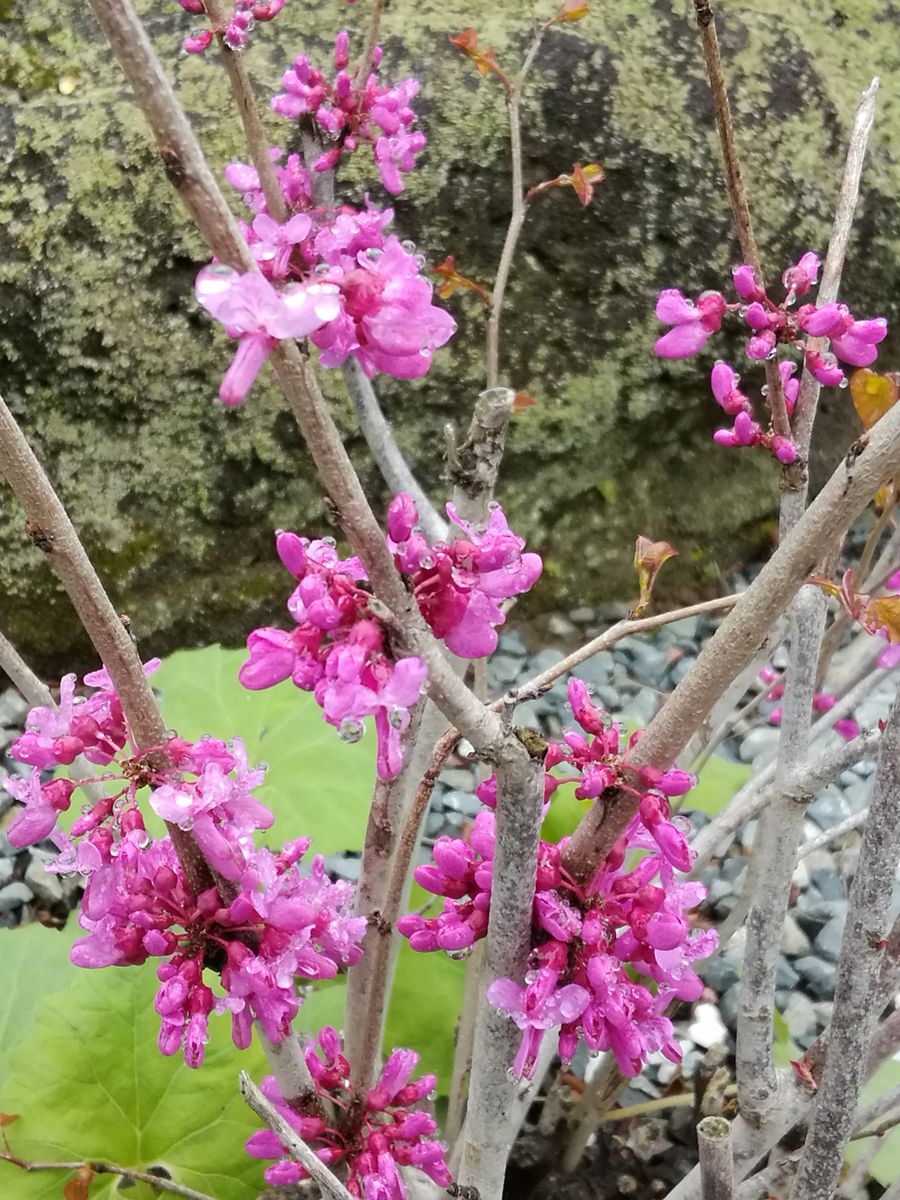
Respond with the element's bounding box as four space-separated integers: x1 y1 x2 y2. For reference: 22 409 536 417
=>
239 1071 355 1200
353 0 387 92
696 1116 735 1200
786 76 880 530
560 397 900 887
852 1082 900 1139
485 23 548 388
204 0 289 224
456 747 546 1200
790 687 900 1200
340 359 448 544
690 2 791 444
666 942 900 1200
0 1152 216 1200
736 585 826 1127
0 393 219 901
448 387 515 521
0 627 53 709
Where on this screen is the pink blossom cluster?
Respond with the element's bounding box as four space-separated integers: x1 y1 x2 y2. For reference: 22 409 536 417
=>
239 530 427 781
654 251 888 465
398 680 716 1078
198 196 454 404
760 665 860 742
176 0 285 55
273 32 426 195
3 668 365 1067
240 499 541 775
387 493 543 658
245 1030 451 1197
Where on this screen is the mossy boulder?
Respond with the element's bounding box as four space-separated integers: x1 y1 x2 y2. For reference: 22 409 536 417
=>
1 0 898 674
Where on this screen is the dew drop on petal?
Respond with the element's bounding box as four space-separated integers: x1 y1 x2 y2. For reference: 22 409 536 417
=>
839 376 849 389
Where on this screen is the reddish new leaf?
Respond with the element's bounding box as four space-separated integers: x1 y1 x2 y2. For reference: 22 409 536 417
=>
526 162 604 207
63 1166 94 1200
433 255 492 305
790 1057 818 1092
0 1113 19 1128
448 29 510 90
512 392 536 411
633 536 678 616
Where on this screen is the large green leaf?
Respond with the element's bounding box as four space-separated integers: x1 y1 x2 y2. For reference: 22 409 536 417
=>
0 922 81 1078
0 964 267 1200
154 645 375 855
385 942 466 1094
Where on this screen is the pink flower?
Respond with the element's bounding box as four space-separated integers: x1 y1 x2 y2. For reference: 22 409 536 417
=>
732 263 765 302
782 251 820 298
710 361 751 415
488 969 590 1078
654 289 726 358
195 266 341 405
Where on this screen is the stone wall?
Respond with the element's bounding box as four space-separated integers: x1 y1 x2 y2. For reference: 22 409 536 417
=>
1 0 899 673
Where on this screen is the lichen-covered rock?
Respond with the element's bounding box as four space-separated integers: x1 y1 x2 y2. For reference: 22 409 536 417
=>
1 0 898 673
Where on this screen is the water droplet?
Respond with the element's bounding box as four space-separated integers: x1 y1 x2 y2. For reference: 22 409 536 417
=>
447 945 474 961
400 239 416 255
414 253 426 269
338 719 365 744
388 708 405 730
81 804 91 815
257 760 269 773
113 796 127 814
839 376 849 389
760 385 769 397
766 348 778 361
110 842 120 858
364 247 383 262
135 831 151 849
322 535 337 547
505 1068 517 1083
419 555 434 570
176 792 193 809
315 263 330 277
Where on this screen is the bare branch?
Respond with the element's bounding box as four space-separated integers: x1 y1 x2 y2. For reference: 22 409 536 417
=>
798 806 869 858
486 25 548 387
791 687 900 1200
736 586 826 1125
787 77 880 525
561 399 900 886
0 628 53 708
204 0 288 222
448 387 515 523
0 1151 215 1200
239 1071 355 1200
456 744 546 1200
697 1116 735 1200
341 358 447 543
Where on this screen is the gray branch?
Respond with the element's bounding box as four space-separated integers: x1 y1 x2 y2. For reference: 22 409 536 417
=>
341 359 447 544
791 686 900 1200
456 743 546 1200
736 586 826 1125
697 1116 735 1200
239 1071 354 1200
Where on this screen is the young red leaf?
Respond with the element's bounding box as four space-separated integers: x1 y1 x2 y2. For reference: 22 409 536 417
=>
864 595 900 643
790 1057 818 1092
63 1166 94 1200
632 535 678 616
448 29 510 90
433 255 492 305
512 392 536 411
0 1113 19 1128
553 0 590 24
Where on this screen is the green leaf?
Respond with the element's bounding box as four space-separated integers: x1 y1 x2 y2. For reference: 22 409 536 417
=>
153 645 375 854
771 1007 798 1069
385 942 466 1094
0 922 82 1077
0 963 267 1200
683 754 752 817
846 1055 900 1186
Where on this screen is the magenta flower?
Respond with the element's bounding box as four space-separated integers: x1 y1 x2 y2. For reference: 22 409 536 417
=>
488 969 590 1079
195 266 340 406
654 289 726 358
782 251 820 298
246 1033 450 1195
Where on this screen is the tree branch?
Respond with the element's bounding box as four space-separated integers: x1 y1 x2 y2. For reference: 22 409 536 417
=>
456 743 546 1200
697 1116 735 1200
736 586 826 1126
791 687 900 1200
562 399 900 886
239 1071 355 1200
341 359 447 543
0 1151 215 1200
